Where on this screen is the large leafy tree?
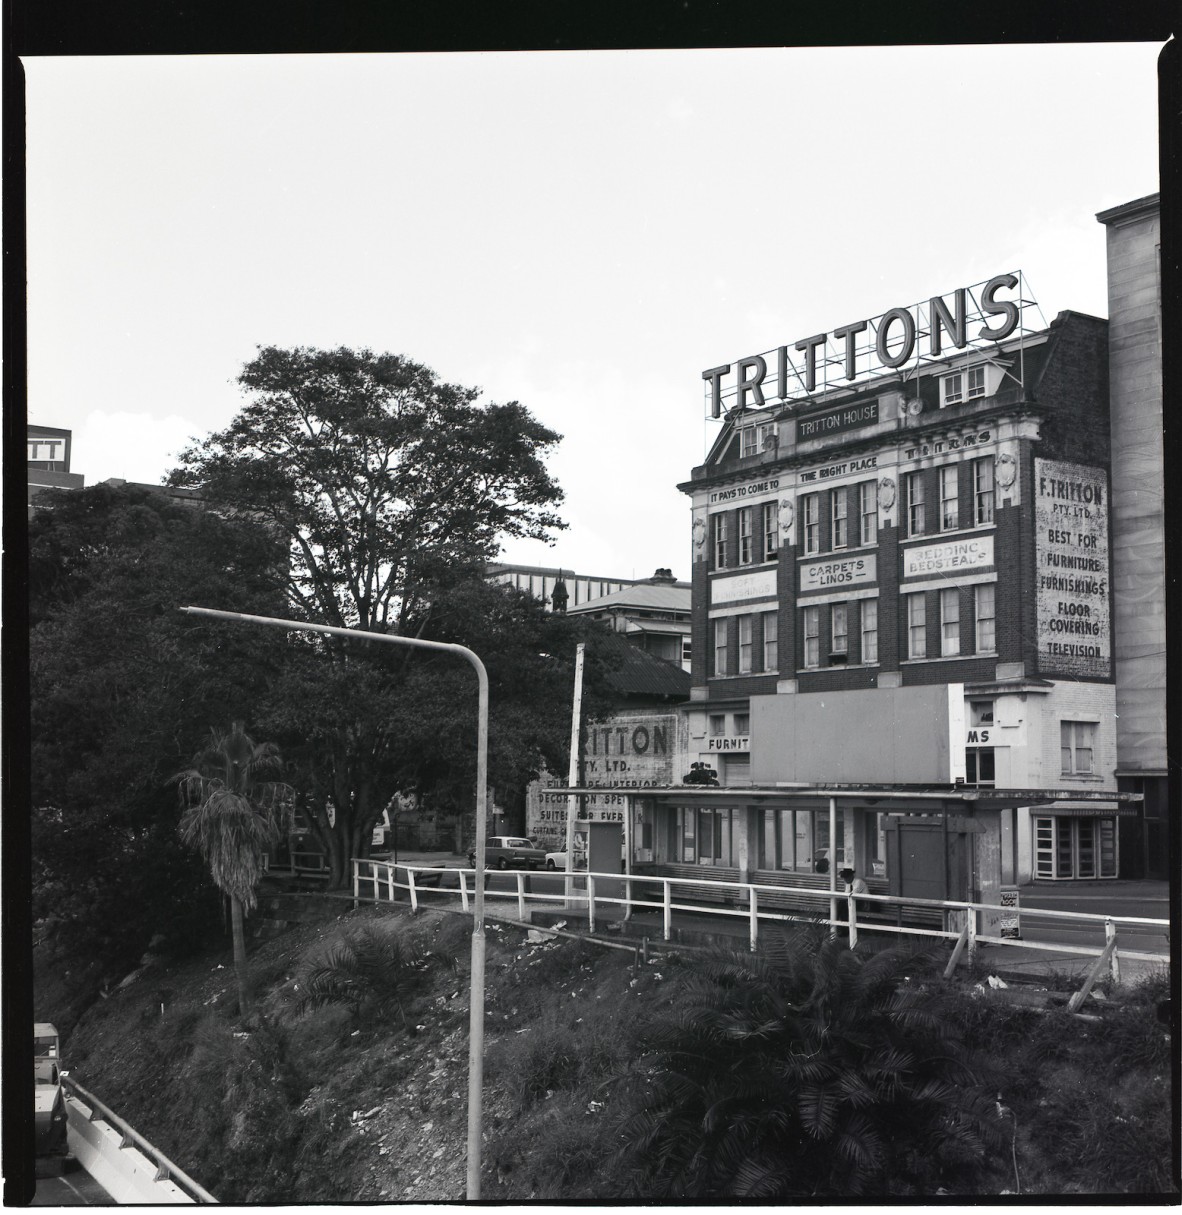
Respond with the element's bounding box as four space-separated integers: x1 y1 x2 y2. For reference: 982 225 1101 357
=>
167 346 566 633
173 722 294 1014
256 572 621 883
167 347 574 885
29 483 288 971
615 930 1004 1198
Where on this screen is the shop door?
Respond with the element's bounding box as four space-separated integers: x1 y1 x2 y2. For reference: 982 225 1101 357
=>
886 821 946 902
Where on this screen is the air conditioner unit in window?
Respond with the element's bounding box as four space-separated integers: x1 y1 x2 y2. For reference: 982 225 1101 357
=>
761 427 778 452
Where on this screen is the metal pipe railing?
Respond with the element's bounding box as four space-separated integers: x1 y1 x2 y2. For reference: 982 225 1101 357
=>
63 1077 218 1203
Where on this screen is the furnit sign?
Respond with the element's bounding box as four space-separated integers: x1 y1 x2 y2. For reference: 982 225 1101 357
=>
1034 458 1111 678
702 273 1031 415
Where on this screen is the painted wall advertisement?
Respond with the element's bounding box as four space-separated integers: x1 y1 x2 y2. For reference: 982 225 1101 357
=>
529 713 679 844
1034 458 1110 678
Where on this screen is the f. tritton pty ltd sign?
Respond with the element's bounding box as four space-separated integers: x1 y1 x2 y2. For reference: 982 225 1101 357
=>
702 273 1032 416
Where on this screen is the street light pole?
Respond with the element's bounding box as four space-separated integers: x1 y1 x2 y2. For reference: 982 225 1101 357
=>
178 606 490 1200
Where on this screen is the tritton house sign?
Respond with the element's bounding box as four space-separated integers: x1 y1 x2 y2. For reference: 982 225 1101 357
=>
702 273 1033 416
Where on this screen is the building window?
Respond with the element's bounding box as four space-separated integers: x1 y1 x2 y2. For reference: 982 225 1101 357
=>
906 593 926 659
905 472 925 537
1061 721 1097 776
802 494 820 555
740 425 758 458
682 636 692 666
741 422 777 457
709 713 725 737
940 587 960 656
831 487 848 550
830 603 848 656
943 365 987 407
861 598 878 664
974 457 995 525
859 481 877 546
940 465 959 531
738 507 753 564
733 713 749 735
677 806 734 865
762 610 778 670
975 584 996 653
713 619 728 676
738 614 753 673
803 605 820 668
712 513 727 568
760 808 846 873
1035 816 1117 879
969 700 994 726
762 501 779 560
965 748 995 786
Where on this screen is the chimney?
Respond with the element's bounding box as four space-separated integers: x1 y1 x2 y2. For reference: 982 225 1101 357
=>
648 568 676 584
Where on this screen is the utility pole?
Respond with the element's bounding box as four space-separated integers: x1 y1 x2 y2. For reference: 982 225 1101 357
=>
178 606 490 1200
564 642 585 907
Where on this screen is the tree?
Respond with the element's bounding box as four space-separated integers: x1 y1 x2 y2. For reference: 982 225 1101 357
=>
167 347 571 884
29 483 289 971
614 930 1004 1198
172 722 294 1014
255 572 622 883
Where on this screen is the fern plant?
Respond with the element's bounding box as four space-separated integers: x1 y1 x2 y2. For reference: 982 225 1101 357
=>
614 927 1004 1198
296 923 455 1030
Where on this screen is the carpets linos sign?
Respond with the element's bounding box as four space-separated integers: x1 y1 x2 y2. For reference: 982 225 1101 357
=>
702 273 1028 416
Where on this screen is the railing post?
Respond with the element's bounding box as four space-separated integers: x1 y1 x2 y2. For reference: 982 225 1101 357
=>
1106 918 1120 985
371 860 380 901
387 863 394 904
748 886 758 953
624 877 633 923
407 868 419 913
587 874 596 934
516 872 526 922
847 888 858 949
663 880 672 942
943 921 970 979
352 859 360 910
967 906 978 963
458 867 470 913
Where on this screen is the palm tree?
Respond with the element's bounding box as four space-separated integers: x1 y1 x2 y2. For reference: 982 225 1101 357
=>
614 927 1004 1198
172 721 293 1014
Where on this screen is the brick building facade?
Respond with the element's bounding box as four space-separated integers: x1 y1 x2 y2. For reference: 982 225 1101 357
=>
673 298 1125 883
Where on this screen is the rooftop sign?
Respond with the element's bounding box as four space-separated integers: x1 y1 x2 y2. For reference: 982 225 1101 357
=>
702 273 1037 417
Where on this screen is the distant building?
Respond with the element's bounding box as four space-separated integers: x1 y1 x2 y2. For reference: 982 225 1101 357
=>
565 568 692 671
1096 193 1167 879
486 562 636 610
27 425 84 509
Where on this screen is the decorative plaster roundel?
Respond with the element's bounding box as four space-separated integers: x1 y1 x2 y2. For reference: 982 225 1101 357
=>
878 476 896 510
692 516 707 553
996 451 1017 488
778 497 794 533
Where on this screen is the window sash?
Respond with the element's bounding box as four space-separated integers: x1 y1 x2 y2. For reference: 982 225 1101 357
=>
803 494 819 555
975 583 996 653
859 481 878 546
906 473 925 536
713 513 727 567
861 598 878 663
762 611 778 670
831 488 848 549
713 618 728 675
940 587 960 656
1061 721 1096 775
975 458 995 525
740 426 758 458
944 373 963 405
940 466 958 530
763 502 779 560
738 507 753 564
738 614 753 673
967 365 986 397
803 606 820 668
907 593 926 659
831 603 848 653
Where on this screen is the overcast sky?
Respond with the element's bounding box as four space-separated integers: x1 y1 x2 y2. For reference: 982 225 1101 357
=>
24 43 1162 582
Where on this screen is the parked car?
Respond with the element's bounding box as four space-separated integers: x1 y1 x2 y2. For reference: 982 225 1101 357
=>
468 836 547 870
544 850 587 871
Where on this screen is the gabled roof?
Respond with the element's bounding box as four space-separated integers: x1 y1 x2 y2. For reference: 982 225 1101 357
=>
597 631 691 701
567 582 691 615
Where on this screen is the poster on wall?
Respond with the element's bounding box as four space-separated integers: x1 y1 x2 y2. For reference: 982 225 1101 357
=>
1034 458 1110 678
529 713 679 843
